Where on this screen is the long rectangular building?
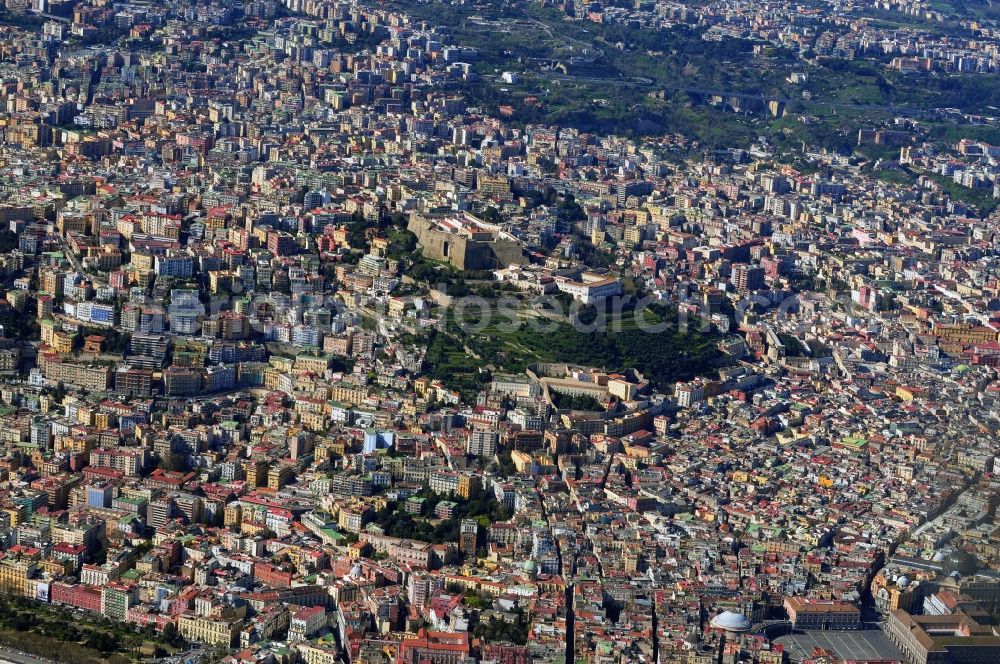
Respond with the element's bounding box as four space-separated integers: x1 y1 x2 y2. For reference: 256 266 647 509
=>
40 355 112 391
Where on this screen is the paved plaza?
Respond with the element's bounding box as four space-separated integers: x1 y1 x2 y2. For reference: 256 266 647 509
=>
775 627 905 663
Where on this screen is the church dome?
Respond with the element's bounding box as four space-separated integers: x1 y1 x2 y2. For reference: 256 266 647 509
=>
710 610 752 632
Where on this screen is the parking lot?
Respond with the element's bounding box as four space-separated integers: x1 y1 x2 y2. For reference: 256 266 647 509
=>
775 627 905 663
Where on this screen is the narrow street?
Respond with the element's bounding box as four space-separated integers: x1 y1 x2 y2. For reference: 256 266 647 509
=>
536 487 574 664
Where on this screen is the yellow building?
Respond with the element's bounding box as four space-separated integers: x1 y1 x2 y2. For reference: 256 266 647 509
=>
510 450 533 473
223 503 242 530
74 404 96 426
39 271 63 297
208 270 237 294
50 330 76 354
297 643 339 664
39 319 56 346
299 410 327 432
4 506 27 528
244 460 267 488
294 354 331 375
0 558 37 597
177 614 240 648
129 252 154 272
267 464 295 491
933 323 999 344
39 356 111 391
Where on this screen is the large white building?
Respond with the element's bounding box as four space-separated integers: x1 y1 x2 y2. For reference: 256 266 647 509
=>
490 374 540 398
554 272 623 305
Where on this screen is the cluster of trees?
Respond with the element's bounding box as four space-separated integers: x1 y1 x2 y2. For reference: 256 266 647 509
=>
557 193 585 221
345 211 381 252
777 333 808 357
495 449 518 478
549 391 603 411
422 329 488 402
386 227 418 261
329 355 355 374
500 306 728 389
0 9 43 31
343 208 419 254
924 172 1000 218
0 593 137 663
408 262 475 297
426 301 729 398
407 256 496 297
472 608 531 645
0 229 17 253
0 300 39 342
41 381 68 404
511 184 559 209
78 325 131 354
370 483 512 548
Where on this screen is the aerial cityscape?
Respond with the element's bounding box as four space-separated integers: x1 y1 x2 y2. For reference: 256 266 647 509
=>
0 0 995 662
